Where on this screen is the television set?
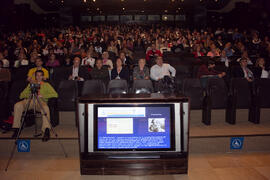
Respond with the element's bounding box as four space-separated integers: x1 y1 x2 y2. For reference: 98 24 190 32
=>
94 104 175 151
77 94 190 175
78 102 188 154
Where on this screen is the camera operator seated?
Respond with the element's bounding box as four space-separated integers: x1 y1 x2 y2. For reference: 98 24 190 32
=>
150 56 176 91
12 70 58 141
27 57 49 82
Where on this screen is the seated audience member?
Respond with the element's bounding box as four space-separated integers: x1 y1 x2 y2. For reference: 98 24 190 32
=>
223 42 234 57
146 43 163 62
192 45 204 58
220 50 230 67
197 60 226 88
12 70 58 141
0 52 9 68
28 52 38 68
46 54 60 68
81 50 95 68
111 58 129 81
197 60 226 79
237 51 253 65
160 41 171 54
150 56 176 81
14 52 29 68
119 52 133 68
63 57 73 67
0 60 11 82
233 58 254 82
27 57 49 82
68 56 89 81
102 51 113 70
207 44 220 58
90 59 110 84
133 58 150 80
107 40 118 56
253 58 269 79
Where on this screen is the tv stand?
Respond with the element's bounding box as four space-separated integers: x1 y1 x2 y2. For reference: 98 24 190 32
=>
108 154 160 159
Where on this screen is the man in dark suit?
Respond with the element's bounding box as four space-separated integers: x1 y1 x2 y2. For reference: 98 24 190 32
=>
233 58 254 82
68 56 89 81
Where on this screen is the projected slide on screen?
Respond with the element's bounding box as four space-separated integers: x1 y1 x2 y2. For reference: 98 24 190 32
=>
96 105 173 150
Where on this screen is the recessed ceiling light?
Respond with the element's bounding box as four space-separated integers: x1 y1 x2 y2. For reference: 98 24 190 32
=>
83 0 87 3
122 7 125 10
97 7 100 10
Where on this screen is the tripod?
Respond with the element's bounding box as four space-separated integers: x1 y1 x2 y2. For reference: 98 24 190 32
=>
5 90 68 171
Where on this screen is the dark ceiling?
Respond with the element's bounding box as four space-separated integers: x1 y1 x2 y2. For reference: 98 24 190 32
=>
34 0 231 14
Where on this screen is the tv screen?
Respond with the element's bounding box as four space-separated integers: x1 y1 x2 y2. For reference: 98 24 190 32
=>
94 104 175 151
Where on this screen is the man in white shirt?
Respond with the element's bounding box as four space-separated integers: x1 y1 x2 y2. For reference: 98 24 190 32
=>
150 56 176 81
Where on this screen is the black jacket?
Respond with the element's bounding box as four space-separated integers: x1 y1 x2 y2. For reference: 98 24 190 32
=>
68 66 90 80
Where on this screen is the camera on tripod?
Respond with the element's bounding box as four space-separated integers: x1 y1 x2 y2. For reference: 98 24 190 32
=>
30 83 40 94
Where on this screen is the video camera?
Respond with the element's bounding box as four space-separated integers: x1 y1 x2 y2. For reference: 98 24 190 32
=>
30 83 40 94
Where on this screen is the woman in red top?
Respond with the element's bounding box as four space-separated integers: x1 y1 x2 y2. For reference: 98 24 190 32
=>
192 45 204 58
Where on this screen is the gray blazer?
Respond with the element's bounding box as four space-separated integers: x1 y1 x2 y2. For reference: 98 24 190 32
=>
133 66 150 80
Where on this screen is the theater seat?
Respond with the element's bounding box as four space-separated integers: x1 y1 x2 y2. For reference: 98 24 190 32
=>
107 80 128 95
0 82 9 121
203 78 228 125
226 78 254 124
8 81 28 108
182 78 204 110
50 67 70 90
132 80 153 94
252 78 270 124
11 67 29 81
81 80 106 96
57 80 78 111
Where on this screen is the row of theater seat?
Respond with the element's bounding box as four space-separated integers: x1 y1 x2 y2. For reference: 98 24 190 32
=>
183 78 270 125
2 77 270 126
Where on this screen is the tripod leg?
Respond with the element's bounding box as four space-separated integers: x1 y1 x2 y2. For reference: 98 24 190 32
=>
5 97 33 172
34 95 68 158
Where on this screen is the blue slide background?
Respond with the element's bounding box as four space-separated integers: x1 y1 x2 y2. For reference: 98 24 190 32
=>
97 106 171 149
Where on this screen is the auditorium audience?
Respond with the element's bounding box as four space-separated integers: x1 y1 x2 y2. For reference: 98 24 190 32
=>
81 50 95 68
0 61 11 82
111 58 129 81
146 43 163 63
14 52 28 68
150 56 176 81
0 52 9 68
102 51 113 70
133 58 150 80
253 58 269 79
207 44 220 58
0 23 269 103
233 58 254 82
68 57 89 81
27 57 49 82
90 59 110 84
192 45 204 58
63 57 73 67
46 54 60 68
197 60 226 79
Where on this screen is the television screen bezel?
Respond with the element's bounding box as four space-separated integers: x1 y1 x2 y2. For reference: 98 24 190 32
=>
93 103 176 152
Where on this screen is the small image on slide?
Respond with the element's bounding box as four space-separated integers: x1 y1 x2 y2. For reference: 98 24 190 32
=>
148 118 165 132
